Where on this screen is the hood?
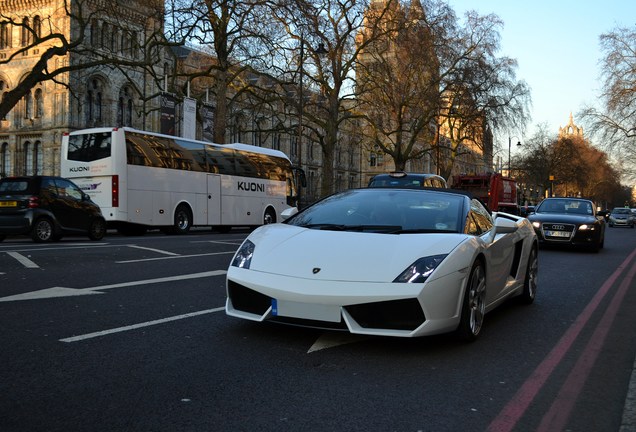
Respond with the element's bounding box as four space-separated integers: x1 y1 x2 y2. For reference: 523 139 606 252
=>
244 224 466 282
528 212 597 225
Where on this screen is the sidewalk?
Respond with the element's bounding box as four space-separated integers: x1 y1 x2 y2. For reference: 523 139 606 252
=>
621 356 636 431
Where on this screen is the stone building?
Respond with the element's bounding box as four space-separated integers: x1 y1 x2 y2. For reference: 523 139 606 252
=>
0 0 167 178
558 112 584 139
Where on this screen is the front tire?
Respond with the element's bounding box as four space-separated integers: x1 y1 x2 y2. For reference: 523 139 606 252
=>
456 260 486 342
88 218 106 240
31 218 55 242
520 247 538 304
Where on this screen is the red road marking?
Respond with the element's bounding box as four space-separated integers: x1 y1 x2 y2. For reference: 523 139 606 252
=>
537 259 636 431
487 248 636 432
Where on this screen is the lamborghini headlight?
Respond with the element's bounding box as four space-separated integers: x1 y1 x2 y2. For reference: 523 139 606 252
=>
394 254 448 283
231 240 255 269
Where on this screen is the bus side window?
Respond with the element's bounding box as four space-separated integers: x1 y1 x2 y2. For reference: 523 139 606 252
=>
126 137 151 166
173 139 207 172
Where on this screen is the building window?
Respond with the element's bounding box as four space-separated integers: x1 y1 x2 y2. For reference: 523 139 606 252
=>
0 22 11 49
369 152 377 167
34 141 42 174
33 16 41 39
23 90 33 119
231 115 244 142
273 132 281 150
101 22 109 50
34 88 43 118
86 79 104 124
289 135 297 159
24 141 32 175
0 80 7 120
21 17 30 46
117 86 134 126
90 19 98 46
1 142 9 177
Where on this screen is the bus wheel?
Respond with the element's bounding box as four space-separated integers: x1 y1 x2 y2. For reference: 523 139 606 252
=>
263 208 276 225
174 205 192 234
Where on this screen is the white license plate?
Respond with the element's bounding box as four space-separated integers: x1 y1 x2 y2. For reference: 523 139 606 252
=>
545 230 570 238
272 299 341 322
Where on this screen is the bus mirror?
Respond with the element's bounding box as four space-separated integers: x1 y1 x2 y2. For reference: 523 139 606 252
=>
281 207 298 220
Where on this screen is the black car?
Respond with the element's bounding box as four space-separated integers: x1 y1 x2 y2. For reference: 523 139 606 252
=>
368 172 448 189
527 197 605 252
0 176 106 242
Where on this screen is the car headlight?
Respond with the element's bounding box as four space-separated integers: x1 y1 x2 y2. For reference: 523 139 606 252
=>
578 224 593 230
532 221 541 229
231 240 255 269
394 254 448 283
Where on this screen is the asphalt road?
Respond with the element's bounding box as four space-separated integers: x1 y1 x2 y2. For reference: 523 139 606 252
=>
1 225 635 432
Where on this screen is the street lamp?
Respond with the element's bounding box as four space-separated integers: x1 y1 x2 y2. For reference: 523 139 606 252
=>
508 135 521 176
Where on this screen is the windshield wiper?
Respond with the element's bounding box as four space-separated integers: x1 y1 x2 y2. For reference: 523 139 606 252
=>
301 224 402 232
388 228 457 234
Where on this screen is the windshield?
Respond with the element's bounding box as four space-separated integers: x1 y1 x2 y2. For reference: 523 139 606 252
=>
285 189 465 233
537 199 593 215
611 208 631 215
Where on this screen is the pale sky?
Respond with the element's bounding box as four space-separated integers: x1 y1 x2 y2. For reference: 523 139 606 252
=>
447 0 636 151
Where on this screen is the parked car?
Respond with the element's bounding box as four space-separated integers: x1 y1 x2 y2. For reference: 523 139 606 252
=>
0 176 106 242
608 207 635 228
368 172 448 189
226 188 538 342
527 197 605 252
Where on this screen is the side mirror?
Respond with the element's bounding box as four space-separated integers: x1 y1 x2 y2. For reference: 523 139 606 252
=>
281 207 299 220
494 217 518 234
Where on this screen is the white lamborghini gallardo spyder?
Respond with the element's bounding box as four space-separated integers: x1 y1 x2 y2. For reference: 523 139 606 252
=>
226 188 538 341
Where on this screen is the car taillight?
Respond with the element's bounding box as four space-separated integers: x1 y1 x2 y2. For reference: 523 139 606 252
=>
28 196 39 208
112 175 119 207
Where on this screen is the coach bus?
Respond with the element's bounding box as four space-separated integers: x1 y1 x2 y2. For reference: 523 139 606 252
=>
60 127 304 235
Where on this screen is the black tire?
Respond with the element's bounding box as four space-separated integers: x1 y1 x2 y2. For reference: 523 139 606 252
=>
263 207 276 225
455 260 486 342
520 247 538 304
31 218 55 242
88 218 106 241
173 205 192 234
0 234 5 242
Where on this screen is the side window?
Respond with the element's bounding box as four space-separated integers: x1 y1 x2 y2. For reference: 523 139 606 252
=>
465 213 481 235
464 199 493 235
55 178 83 200
471 199 494 233
40 177 58 196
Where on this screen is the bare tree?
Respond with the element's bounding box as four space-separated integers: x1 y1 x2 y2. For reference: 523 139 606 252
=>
265 0 397 198
164 0 283 143
356 0 440 171
434 10 531 180
0 0 169 121
516 125 624 205
581 26 636 182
